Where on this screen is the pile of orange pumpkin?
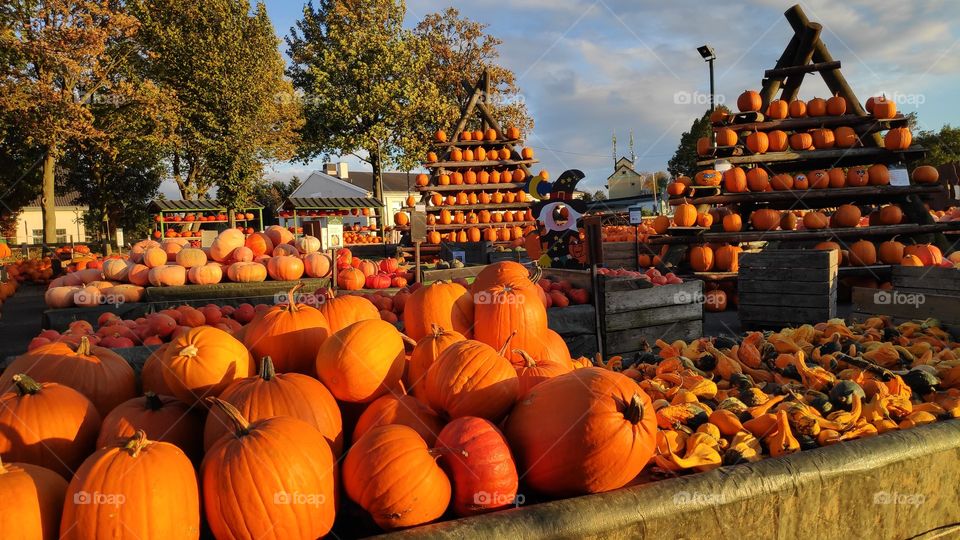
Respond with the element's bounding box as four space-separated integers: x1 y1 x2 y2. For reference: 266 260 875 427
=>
5 257 54 284
3 259 958 537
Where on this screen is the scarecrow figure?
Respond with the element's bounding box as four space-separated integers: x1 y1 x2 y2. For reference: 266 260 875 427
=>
525 169 589 269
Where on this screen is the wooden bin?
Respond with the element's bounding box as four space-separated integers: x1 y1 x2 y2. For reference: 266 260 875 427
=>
851 266 960 332
738 249 839 328
600 278 703 358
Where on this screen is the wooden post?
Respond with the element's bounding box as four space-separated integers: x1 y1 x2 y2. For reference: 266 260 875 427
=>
779 23 820 102
481 68 491 132
451 86 483 141
759 33 801 108
414 241 422 283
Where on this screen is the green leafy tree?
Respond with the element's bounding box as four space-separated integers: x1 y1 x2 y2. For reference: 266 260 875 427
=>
667 106 729 179
0 119 44 241
915 124 960 168
414 8 532 136
253 175 302 224
591 190 608 201
133 0 302 219
286 0 445 203
0 0 140 243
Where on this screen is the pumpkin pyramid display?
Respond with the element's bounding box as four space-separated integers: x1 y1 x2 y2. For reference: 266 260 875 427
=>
414 70 538 245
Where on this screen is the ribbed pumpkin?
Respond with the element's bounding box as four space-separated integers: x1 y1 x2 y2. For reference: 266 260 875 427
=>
723 167 747 192
674 201 697 227
0 375 101 479
767 130 789 151
694 169 722 186
810 128 835 149
737 90 762 112
204 357 342 455
315 319 405 403
435 417 519 517
745 168 770 192
353 391 445 446
60 431 199 539
408 325 466 399
750 209 781 231
688 245 714 272
885 127 912 150
788 99 807 118
303 252 332 278
160 326 253 406
403 281 474 341
470 261 533 294
210 229 245 262
226 261 267 283
265 225 294 246
878 239 905 264
512 349 573 397
337 266 365 290
789 132 813 150
872 96 897 119
715 128 737 146
317 289 380 332
848 240 877 266
96 393 203 462
242 284 330 374
203 399 337 540
187 263 222 285
827 94 847 115
424 340 519 421
878 204 903 225
266 255 305 281
912 165 940 184
831 205 862 228
0 336 136 416
802 211 830 229
344 425 451 530
770 173 794 191
0 455 67 540
904 244 943 266
141 344 174 395
745 131 769 154
715 244 742 272
722 213 743 232
473 276 548 363
505 368 657 497
868 164 890 185
148 264 187 286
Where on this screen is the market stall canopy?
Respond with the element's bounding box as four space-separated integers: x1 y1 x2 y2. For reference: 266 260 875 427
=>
283 197 383 210
149 199 263 212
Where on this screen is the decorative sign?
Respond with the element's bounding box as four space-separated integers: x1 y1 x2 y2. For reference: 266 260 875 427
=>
114 228 124 249
324 216 344 249
628 206 644 225
889 167 910 187
410 206 427 243
200 230 219 248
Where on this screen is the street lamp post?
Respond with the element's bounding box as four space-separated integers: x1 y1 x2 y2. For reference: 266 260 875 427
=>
697 45 717 148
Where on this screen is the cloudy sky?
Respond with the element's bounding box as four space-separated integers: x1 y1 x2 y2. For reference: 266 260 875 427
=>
184 0 960 196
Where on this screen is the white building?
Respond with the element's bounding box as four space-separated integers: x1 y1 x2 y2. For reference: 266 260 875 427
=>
606 157 654 200
287 163 416 227
13 191 88 245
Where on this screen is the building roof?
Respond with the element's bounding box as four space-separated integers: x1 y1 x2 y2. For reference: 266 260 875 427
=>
25 191 86 208
283 197 382 210
348 171 414 194
148 199 263 212
584 193 660 213
607 156 640 181
290 171 371 199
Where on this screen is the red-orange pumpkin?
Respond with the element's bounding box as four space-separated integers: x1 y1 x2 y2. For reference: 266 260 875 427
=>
435 417 519 517
751 209 781 231
353 391 445 447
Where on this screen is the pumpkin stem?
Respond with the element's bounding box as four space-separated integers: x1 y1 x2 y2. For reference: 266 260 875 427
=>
512 349 537 368
208 397 251 438
144 392 164 411
625 393 645 424
123 430 151 457
11 374 41 395
497 331 517 357
400 333 418 348
529 264 543 284
259 357 276 381
285 282 305 313
76 336 91 356
178 344 199 358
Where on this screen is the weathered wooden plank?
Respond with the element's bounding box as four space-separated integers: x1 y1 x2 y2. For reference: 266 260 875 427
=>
547 304 596 335
739 304 835 325
737 267 836 284
604 303 702 332
735 291 836 309
421 265 487 282
605 320 703 355
851 287 960 325
602 277 654 294
604 281 701 314
739 249 837 268
893 266 960 291
738 279 836 295
765 60 841 78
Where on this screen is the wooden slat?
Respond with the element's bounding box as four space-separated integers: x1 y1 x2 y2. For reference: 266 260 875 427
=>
738 279 836 295
737 291 836 309
605 303 703 332
892 266 960 291
542 269 594 292
415 182 526 192
739 249 837 269
697 146 925 168
851 286 960 325
604 281 701 314
605 320 703 355
764 60 841 78
739 304 835 325
668 185 943 207
712 114 907 134
426 159 538 169
738 267 836 284
420 266 486 282
647 222 960 245
421 202 530 212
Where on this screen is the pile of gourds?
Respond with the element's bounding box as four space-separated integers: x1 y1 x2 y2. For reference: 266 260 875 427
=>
600 317 960 474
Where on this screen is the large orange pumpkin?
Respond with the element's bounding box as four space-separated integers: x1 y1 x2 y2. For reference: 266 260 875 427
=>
203 399 337 539
674 201 697 227
689 245 714 272
723 167 747 192
904 244 942 266
834 126 858 148
751 209 781 231
766 99 788 119
848 240 877 266
161 326 253 406
0 336 136 416
315 319 405 403
424 340 519 421
715 244 742 272
0 455 67 540
353 391 445 447
505 368 657 497
317 289 380 332
473 277 548 363
210 229 245 262
227 261 267 283
403 281 474 340
885 127 912 150
303 252 332 278
96 393 204 463
512 349 573 397
344 425 451 530
767 130 789 152
722 213 743 232
803 211 830 229
435 417 519 517
745 131 769 154
868 164 890 185
878 239 905 264
810 128 835 149
60 431 199 539
831 205 862 228
337 266 365 290
243 284 330 374
266 255 305 281
0 375 101 478
828 168 846 188
808 169 830 189
408 325 466 399
912 165 940 184
737 90 762 112
204 357 342 455
746 168 770 192
770 173 794 191
878 204 903 225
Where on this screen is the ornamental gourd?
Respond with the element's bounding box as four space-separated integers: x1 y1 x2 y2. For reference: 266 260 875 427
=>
315 319 405 403
403 281 474 341
435 417 519 517
0 375 101 479
60 431 200 540
204 357 343 455
161 326 253 406
424 340 519 421
344 425 451 530
505 368 657 497
203 400 337 540
96 393 204 463
0 336 136 416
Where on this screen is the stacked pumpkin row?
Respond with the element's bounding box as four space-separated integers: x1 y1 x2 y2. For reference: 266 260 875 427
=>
415 169 529 187
156 212 257 223
0 262 639 537
671 164 941 195
278 208 376 219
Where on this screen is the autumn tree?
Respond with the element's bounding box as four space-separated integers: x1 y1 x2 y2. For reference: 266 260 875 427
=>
286 0 445 202
0 1 140 243
667 106 729 179
414 8 532 136
133 0 302 219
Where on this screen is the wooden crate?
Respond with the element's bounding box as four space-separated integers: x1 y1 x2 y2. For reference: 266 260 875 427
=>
600 279 703 357
602 242 638 270
850 266 960 332
738 249 838 328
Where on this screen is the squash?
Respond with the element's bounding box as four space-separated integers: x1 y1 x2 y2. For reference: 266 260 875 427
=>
161 326 253 406
424 340 518 421
96 393 204 463
0 455 67 540
435 417 519 517
242 283 330 374
315 319 405 403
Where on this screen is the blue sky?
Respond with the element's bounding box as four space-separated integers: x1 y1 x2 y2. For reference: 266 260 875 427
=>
192 0 960 195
